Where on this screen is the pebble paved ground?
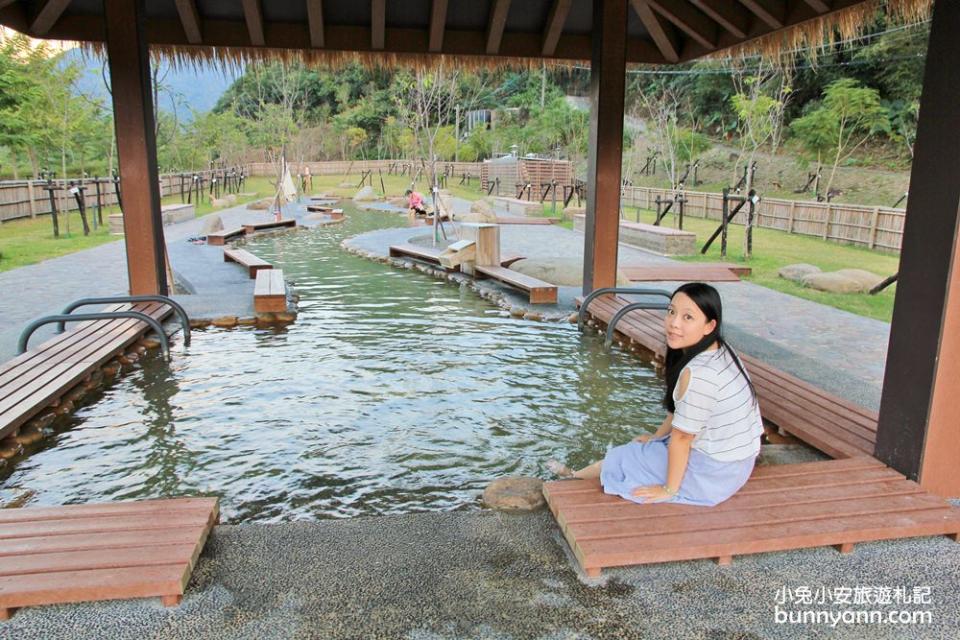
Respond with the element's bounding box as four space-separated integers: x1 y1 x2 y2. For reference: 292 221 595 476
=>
1 509 958 639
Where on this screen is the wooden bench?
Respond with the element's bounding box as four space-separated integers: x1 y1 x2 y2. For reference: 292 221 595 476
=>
206 227 245 246
543 457 960 577
254 269 286 313
389 244 525 271
475 265 558 304
242 219 297 234
618 264 751 282
0 302 173 442
577 294 878 459
223 247 273 279
0 497 219 620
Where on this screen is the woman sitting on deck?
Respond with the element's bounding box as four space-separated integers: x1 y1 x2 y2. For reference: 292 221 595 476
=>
549 282 763 506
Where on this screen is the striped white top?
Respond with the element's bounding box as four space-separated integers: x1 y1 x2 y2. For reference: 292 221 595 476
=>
671 346 763 462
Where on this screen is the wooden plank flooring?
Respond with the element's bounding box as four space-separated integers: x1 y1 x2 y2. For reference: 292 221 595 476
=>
0 497 219 620
543 457 960 577
618 264 748 282
578 293 878 458
0 302 173 441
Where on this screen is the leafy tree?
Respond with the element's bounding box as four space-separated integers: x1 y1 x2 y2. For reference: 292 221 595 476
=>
790 78 890 193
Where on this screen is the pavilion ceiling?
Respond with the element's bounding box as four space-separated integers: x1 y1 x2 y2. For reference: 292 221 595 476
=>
0 0 931 67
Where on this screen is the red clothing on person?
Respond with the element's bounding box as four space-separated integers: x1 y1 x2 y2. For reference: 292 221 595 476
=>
408 191 425 209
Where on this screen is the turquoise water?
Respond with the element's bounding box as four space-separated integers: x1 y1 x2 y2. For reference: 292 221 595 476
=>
0 206 665 523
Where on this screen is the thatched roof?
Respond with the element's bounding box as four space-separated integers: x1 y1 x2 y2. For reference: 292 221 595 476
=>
0 0 932 69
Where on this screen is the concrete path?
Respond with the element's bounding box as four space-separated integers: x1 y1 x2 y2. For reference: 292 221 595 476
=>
0 200 318 363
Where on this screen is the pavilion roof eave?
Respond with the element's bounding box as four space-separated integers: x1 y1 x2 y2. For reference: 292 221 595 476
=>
0 0 933 70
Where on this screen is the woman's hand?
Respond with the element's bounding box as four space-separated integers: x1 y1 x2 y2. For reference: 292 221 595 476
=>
631 485 674 503
633 433 653 443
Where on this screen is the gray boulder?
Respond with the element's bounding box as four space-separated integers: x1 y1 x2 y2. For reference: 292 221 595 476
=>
834 269 884 291
482 476 545 511
199 214 224 235
801 272 864 294
353 185 379 201
778 263 821 283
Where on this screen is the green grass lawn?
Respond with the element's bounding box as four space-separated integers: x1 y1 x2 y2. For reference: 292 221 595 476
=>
0 177 275 273
618 207 900 322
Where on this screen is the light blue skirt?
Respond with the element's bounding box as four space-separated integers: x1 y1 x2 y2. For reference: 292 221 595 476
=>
600 435 756 506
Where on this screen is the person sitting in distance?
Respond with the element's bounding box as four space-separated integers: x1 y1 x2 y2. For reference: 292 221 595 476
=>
547 282 763 506
405 189 427 216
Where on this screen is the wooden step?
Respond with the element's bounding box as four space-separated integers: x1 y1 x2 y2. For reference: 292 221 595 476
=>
254 269 286 313
475 265 558 304
223 247 273 278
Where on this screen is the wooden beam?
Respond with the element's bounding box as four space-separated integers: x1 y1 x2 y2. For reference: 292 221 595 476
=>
690 0 749 39
737 0 784 29
371 0 385 50
541 0 572 57
876 0 960 498
241 0 265 46
306 0 324 48
31 0 70 36
103 0 167 296
429 0 448 53
804 0 831 13
583 0 627 294
631 0 678 63
173 0 202 44
485 0 511 55
648 0 716 50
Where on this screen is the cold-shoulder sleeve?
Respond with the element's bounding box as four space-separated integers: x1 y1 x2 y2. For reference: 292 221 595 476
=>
671 367 718 435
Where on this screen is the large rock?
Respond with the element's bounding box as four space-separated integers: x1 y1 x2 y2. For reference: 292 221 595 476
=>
456 198 498 223
834 269 884 291
801 272 864 294
482 476 545 511
247 198 272 210
778 263 821 283
200 214 224 235
353 185 379 201
509 257 631 287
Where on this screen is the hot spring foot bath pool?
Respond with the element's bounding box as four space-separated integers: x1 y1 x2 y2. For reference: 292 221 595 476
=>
0 205 665 523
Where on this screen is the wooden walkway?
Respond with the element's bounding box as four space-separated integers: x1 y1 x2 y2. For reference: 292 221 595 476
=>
0 497 219 620
578 293 878 459
618 264 751 282
543 457 960 577
0 302 173 442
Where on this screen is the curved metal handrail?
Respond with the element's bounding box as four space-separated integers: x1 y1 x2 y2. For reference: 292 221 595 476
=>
58 295 190 345
577 287 673 331
18 312 170 360
604 301 670 350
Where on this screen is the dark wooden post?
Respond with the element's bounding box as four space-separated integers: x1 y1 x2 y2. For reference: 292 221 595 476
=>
581 0 627 294
875 0 960 498
104 0 168 295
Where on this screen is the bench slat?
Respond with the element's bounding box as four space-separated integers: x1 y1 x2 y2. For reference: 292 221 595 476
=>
0 497 219 524
0 545 197 578
0 513 214 540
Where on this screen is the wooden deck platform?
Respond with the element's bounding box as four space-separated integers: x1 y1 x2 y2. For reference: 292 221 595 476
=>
618 264 750 282
0 302 173 442
578 293 878 459
0 497 219 620
543 457 960 577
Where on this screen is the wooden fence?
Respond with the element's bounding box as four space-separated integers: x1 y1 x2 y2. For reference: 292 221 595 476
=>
247 160 485 178
623 186 905 253
0 167 250 224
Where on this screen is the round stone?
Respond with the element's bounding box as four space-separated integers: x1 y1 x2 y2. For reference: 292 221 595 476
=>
482 476 546 511
778 263 821 283
212 316 239 328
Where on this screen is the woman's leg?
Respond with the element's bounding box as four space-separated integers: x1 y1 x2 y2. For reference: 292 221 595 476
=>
573 460 602 480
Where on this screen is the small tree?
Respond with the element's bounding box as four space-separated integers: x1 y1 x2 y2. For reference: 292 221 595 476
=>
790 78 890 195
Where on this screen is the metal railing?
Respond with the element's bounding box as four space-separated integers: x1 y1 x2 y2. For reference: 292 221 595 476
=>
577 287 673 331
18 312 170 360
57 296 190 345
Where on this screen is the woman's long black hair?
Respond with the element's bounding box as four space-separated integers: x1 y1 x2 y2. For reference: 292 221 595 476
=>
662 282 756 413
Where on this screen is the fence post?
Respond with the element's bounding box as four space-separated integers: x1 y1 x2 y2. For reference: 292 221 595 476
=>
701 192 707 218
27 180 37 218
869 207 881 249
787 201 796 234
822 204 831 240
